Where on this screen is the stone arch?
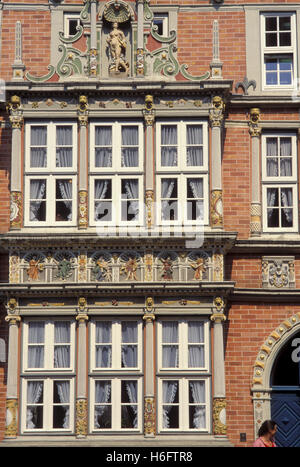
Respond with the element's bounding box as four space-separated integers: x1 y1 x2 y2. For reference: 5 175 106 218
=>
251 312 300 438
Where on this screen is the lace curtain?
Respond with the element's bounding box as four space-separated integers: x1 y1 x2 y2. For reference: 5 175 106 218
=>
30 180 46 221
95 381 111 428
161 178 176 221
28 322 44 368
186 125 203 166
188 322 204 367
188 178 204 221
121 126 139 167
56 381 70 429
161 125 177 167
30 126 47 168
189 381 206 429
95 126 112 167
267 137 292 177
94 179 109 221
57 180 72 220
124 381 138 428
162 380 178 428
54 322 70 368
26 381 43 429
123 180 139 221
96 322 112 368
56 126 73 168
122 322 137 368
162 322 178 368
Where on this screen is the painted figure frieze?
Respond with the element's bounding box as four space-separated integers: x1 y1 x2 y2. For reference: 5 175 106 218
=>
262 256 295 289
9 249 223 284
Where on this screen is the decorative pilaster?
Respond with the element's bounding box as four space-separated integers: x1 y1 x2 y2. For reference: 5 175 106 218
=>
210 20 223 79
143 297 155 437
136 0 144 75
5 299 21 439
12 21 25 81
89 0 97 77
144 95 155 229
7 95 23 230
209 96 225 229
78 96 88 229
211 296 227 436
249 108 262 236
76 298 89 438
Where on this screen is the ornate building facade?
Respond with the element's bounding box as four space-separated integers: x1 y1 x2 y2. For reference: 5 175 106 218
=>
0 0 300 447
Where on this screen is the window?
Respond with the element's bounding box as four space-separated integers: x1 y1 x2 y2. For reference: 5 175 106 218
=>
25 122 77 226
262 133 298 232
23 320 75 371
261 12 296 88
90 122 144 226
91 378 142 431
64 13 82 38
156 121 209 225
152 13 169 36
90 320 142 371
21 378 74 432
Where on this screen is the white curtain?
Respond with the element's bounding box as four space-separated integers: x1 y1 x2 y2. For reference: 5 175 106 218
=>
189 381 206 429
56 126 73 167
124 180 139 221
95 126 112 167
124 381 138 428
161 178 176 221
28 322 44 368
96 322 112 368
188 322 204 367
26 381 43 429
54 322 70 368
122 322 137 368
162 322 178 368
162 380 178 428
95 179 109 221
30 126 47 168
56 381 70 429
187 125 203 166
58 180 72 220
280 137 292 176
281 188 293 224
266 137 278 176
267 188 277 223
94 381 111 428
161 125 177 167
121 126 139 167
188 178 204 221
30 180 46 221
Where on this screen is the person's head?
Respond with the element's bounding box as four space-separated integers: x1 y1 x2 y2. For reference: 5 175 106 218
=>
258 420 277 438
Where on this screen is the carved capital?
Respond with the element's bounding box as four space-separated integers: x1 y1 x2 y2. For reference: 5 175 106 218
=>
5 399 18 438
143 313 155 323
213 398 227 435
5 315 21 325
209 96 225 127
76 399 88 437
7 95 23 128
76 314 89 324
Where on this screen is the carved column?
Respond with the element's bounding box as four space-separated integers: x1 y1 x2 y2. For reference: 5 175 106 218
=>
143 95 155 229
249 108 262 236
75 297 89 438
209 96 224 229
5 299 21 438
211 297 227 436
7 96 23 230
89 0 97 77
78 96 88 229
143 297 155 437
136 0 144 75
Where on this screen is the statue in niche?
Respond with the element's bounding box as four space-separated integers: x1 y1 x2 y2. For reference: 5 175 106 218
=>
160 256 173 281
106 22 129 75
26 256 44 281
190 257 207 281
92 257 112 282
120 257 138 281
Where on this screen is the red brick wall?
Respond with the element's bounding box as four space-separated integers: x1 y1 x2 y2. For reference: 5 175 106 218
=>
0 305 8 441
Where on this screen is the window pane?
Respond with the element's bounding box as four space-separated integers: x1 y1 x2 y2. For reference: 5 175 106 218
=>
26 381 43 429
56 179 72 221
96 345 112 367
161 125 177 145
279 32 291 47
27 381 43 404
121 179 139 222
28 322 45 343
266 33 277 47
54 322 70 343
188 322 204 342
162 381 178 429
28 346 44 368
96 322 111 343
122 126 138 145
265 17 277 31
95 179 112 222
121 381 138 429
95 381 111 403
279 16 291 31
162 322 178 342
56 126 73 168
162 324 178 367
95 406 111 429
95 126 112 146
95 126 112 167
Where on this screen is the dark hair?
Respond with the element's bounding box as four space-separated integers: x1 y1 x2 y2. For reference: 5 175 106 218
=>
258 420 277 437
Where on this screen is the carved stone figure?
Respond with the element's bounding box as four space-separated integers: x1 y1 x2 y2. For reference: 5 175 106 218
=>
56 257 72 281
26 256 44 281
92 257 112 282
190 256 206 281
120 257 138 281
160 256 173 281
106 22 129 74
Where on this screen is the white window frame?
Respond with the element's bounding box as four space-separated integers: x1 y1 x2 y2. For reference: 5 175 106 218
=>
24 175 77 227
21 377 74 433
90 319 143 373
156 120 208 172
156 174 209 226
157 377 210 433
262 183 298 233
152 13 169 36
90 122 144 173
89 175 144 227
261 12 297 90
25 121 77 173
262 132 297 182
22 319 76 372
64 13 82 39
157 319 210 372
90 377 143 432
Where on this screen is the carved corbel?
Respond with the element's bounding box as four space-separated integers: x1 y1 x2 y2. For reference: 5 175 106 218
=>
210 296 226 322
6 95 23 129
143 94 155 126
209 96 225 128
77 95 89 126
248 108 261 137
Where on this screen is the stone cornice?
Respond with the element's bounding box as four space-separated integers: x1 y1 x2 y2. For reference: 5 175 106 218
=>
232 288 300 302
231 238 300 254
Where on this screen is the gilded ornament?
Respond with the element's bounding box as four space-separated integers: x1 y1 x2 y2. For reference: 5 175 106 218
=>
210 190 223 227
76 399 88 437
249 108 261 137
144 397 156 436
145 296 154 312
91 256 112 282
213 398 226 435
209 96 225 127
144 252 153 281
78 190 88 228
145 190 154 229
160 256 174 281
120 256 139 281
78 297 87 312
10 191 22 228
5 399 18 438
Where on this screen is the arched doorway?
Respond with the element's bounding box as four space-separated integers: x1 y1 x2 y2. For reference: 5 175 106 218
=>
270 331 300 447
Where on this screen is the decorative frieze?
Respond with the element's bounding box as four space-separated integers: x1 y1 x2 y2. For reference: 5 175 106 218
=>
262 256 295 289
